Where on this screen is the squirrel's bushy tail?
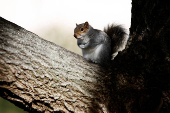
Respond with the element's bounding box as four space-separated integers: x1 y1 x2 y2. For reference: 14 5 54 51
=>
104 24 127 58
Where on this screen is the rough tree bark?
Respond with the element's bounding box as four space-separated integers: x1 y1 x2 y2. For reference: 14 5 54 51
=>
0 0 170 113
0 17 111 113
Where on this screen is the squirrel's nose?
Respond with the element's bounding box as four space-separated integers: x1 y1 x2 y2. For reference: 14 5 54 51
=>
74 34 77 39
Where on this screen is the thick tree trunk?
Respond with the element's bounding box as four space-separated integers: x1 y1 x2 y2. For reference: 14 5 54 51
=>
0 0 170 113
112 0 170 112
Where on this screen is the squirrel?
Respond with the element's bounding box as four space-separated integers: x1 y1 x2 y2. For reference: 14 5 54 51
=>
74 21 127 66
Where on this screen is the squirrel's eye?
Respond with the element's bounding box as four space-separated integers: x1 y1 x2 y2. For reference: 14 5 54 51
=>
81 28 84 31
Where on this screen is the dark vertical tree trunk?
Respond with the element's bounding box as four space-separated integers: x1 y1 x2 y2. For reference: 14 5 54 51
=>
111 0 170 112
0 0 170 113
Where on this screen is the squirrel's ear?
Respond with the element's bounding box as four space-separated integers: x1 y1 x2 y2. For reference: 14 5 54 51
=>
76 23 78 26
84 22 89 29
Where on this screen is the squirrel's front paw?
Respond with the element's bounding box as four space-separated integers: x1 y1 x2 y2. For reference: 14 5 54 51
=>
79 44 85 48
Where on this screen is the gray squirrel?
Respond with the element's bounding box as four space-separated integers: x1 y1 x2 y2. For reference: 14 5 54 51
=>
74 22 127 66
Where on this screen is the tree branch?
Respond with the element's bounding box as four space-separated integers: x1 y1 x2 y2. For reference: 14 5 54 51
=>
0 17 111 113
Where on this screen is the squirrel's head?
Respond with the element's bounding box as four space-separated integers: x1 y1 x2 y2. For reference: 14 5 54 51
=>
74 22 90 39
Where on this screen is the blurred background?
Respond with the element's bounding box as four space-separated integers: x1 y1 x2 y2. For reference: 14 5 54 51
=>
0 0 131 112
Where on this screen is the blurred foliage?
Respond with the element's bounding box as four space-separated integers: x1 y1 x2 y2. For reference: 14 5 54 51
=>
36 26 82 55
0 97 27 113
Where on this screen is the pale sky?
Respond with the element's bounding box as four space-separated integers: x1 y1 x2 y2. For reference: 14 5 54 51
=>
0 0 131 31
0 0 131 54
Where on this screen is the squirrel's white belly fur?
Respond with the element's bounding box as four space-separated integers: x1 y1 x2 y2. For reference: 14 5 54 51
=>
82 44 103 62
